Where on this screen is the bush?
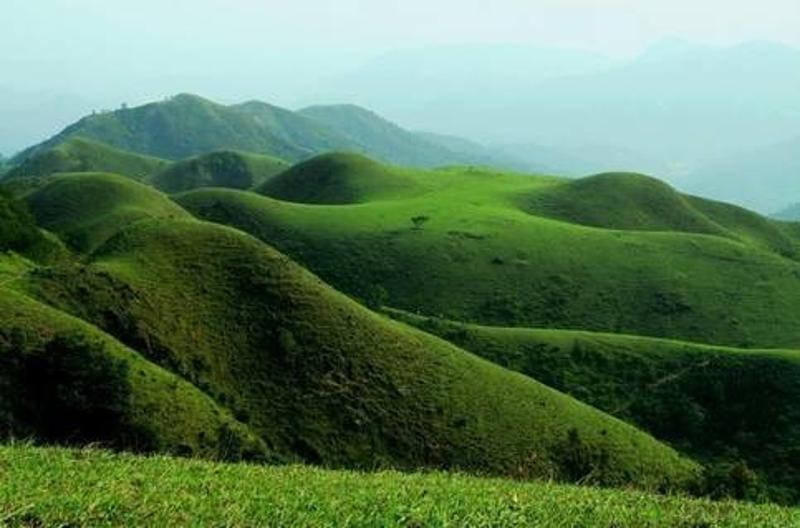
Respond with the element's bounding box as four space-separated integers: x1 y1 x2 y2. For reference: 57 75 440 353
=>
0 330 143 447
0 189 43 253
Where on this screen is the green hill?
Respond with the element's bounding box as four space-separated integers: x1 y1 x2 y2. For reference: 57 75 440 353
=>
4 137 169 181
24 172 190 252
8 173 698 489
388 310 800 503
298 104 519 169
258 152 421 204
12 95 527 170
0 287 269 461
151 150 289 192
13 94 351 162
178 158 800 349
2 446 795 527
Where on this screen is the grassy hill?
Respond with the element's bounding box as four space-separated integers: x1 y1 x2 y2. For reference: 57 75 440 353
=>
0 286 269 461
151 150 289 192
7 172 700 490
298 104 519 169
388 310 800 503
2 446 796 527
4 137 169 181
178 156 800 349
23 172 190 252
258 152 422 204
12 94 528 170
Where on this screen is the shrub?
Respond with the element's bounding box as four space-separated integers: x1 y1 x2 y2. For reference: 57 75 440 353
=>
0 330 144 448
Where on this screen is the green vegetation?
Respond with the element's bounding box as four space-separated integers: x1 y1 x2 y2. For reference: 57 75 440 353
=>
178 157 800 349
24 172 190 252
258 152 421 204
5 137 169 182
0 286 269 460
151 150 289 192
13 94 527 169
1 446 797 527
298 104 515 169
28 218 696 487
388 310 800 503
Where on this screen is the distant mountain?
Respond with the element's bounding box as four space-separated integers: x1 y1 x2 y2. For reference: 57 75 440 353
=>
5 137 169 182
686 136 800 213
13 94 536 172
312 44 614 137
773 203 800 221
321 41 800 175
299 104 524 170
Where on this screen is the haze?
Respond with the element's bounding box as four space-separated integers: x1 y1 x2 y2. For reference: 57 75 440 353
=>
2 0 799 212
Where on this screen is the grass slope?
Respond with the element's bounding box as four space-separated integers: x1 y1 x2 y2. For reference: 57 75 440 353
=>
31 218 696 488
178 159 800 349
4 137 169 181
389 310 800 503
298 104 516 169
2 446 796 528
151 150 289 192
24 172 190 252
258 152 422 204
13 94 352 162
18 174 698 489
0 276 268 461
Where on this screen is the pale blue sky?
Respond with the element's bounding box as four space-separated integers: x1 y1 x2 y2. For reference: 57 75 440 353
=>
1 0 799 153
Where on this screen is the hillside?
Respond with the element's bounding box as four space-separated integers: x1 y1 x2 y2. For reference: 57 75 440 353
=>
12 94 529 171
0 286 269 461
388 310 800 503
6 172 699 489
298 104 518 169
2 446 796 527
3 137 169 182
258 152 422 204
151 150 289 192
179 156 800 349
23 172 190 252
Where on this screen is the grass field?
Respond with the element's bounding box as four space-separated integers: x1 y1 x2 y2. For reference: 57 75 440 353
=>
387 310 800 503
1 446 797 527
178 155 800 349
0 172 701 490
151 150 289 192
5 137 169 182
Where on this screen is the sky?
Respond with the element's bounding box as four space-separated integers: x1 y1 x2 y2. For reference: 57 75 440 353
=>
1 0 799 153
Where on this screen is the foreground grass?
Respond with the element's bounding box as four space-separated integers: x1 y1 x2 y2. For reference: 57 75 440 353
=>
0 446 796 527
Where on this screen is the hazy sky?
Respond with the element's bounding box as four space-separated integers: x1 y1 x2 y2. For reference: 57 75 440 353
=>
4 0 799 91
1 0 799 153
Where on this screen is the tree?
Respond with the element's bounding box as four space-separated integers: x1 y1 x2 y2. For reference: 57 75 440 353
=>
411 215 430 230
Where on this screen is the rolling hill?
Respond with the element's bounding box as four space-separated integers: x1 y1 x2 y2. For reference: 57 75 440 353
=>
24 172 190 252
11 94 531 171
2 172 699 490
388 310 800 503
178 154 800 349
3 137 169 182
298 104 521 170
151 150 289 192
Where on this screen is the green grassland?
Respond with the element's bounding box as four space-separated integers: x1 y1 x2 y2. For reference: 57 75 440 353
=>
4 137 169 182
388 310 800 503
150 150 289 192
1 446 797 527
24 172 190 252
177 154 800 349
3 172 701 491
